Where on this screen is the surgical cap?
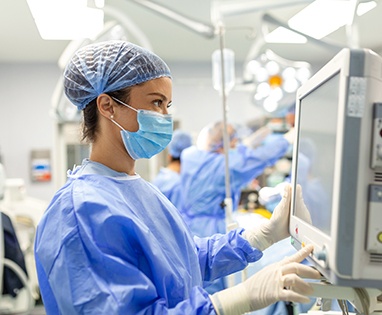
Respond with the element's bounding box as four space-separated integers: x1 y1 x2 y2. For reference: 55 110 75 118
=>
64 40 172 110
168 130 192 158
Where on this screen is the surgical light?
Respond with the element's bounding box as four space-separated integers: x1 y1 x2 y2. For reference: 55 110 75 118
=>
249 50 311 113
26 0 104 40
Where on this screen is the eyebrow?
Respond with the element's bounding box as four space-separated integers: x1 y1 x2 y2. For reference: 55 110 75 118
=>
148 92 172 104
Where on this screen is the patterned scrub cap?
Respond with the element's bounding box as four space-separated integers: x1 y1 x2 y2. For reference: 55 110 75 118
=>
64 40 172 110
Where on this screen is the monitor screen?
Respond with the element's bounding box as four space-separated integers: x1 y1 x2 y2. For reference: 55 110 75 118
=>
294 73 339 236
290 47 382 288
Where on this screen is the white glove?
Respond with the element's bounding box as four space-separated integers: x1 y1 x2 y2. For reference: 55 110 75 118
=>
243 184 292 251
283 127 295 144
210 245 321 315
295 184 312 224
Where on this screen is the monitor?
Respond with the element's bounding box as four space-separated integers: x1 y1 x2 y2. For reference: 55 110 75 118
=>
289 47 382 288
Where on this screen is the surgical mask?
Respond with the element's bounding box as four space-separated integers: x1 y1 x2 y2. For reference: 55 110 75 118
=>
110 97 173 160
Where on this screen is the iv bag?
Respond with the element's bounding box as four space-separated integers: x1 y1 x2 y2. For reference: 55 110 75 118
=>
212 48 235 95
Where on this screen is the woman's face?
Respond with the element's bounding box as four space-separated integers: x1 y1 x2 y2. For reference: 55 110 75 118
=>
114 76 172 132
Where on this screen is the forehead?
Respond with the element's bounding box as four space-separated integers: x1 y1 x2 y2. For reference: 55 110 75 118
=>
131 77 172 99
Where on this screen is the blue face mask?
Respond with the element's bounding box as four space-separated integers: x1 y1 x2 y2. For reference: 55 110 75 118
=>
110 97 173 160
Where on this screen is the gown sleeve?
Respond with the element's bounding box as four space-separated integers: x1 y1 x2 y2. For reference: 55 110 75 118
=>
36 219 218 315
194 228 263 283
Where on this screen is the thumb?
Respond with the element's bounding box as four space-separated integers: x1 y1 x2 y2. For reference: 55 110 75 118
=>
273 184 291 217
281 245 314 265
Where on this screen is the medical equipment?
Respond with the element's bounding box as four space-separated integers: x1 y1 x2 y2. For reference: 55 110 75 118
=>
289 47 382 290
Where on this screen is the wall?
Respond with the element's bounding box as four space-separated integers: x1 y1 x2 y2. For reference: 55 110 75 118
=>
0 63 60 201
0 60 266 202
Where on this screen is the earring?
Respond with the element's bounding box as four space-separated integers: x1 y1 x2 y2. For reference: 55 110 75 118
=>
110 115 114 120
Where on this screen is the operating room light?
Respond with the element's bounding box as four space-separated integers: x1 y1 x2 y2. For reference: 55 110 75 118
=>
248 50 311 113
265 0 377 43
26 0 104 40
288 0 369 40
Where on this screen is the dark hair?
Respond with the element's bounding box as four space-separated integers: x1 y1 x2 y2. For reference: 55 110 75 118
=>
170 156 181 163
81 87 132 143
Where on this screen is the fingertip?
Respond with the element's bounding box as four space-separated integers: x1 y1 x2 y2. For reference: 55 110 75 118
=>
303 244 314 253
283 183 291 198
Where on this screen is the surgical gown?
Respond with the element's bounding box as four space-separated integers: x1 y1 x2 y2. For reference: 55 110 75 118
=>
152 168 183 209
34 159 263 314
180 138 289 238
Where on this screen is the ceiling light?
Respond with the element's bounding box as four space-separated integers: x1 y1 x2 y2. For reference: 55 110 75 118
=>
357 0 377 15
288 0 358 39
27 0 104 40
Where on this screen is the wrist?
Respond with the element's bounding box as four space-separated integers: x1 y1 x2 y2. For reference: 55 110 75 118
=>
243 223 274 251
210 283 251 315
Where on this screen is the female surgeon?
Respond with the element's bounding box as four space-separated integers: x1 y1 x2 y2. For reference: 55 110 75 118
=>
33 40 321 315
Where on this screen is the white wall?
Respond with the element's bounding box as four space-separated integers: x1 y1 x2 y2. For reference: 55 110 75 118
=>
0 63 61 201
0 60 265 202
170 61 265 139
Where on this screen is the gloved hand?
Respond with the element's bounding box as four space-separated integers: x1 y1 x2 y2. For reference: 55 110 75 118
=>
243 183 292 251
209 245 321 315
295 184 312 224
283 127 295 144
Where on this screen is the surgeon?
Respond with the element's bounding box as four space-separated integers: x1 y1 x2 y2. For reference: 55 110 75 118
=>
180 121 293 239
34 40 320 314
152 129 192 209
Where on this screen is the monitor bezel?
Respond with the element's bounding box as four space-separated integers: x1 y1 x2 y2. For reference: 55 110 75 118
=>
289 48 367 281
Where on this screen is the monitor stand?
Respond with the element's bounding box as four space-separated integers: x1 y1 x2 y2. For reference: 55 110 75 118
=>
307 281 382 315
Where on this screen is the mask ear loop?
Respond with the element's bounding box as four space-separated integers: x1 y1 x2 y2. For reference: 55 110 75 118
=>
110 115 125 131
111 96 138 113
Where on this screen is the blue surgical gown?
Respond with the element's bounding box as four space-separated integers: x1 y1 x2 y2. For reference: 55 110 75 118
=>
180 138 289 238
152 168 183 209
34 159 263 314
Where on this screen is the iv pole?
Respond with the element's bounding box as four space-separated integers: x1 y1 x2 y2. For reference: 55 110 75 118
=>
216 24 236 235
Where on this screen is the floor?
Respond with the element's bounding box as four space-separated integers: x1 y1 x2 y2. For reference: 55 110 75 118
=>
30 305 46 315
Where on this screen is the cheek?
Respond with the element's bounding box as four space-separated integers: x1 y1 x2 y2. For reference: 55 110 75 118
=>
124 115 139 132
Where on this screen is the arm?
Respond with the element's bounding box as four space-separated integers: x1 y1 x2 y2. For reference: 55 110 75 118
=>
229 137 289 191
194 228 263 282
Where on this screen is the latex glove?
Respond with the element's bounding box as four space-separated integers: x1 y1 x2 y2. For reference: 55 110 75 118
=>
243 184 292 251
295 184 312 224
210 245 321 315
283 127 295 144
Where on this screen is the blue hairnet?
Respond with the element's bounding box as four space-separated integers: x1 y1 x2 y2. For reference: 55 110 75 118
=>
64 40 172 110
168 130 192 158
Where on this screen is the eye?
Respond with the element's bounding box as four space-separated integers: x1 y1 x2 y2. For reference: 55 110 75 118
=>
153 100 163 107
153 99 172 109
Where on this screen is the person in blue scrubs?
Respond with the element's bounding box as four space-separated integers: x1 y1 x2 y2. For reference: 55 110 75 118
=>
152 129 192 209
34 40 320 315
180 121 292 239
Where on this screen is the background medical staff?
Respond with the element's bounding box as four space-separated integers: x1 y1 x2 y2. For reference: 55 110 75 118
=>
180 120 293 238
152 129 192 209
34 40 320 315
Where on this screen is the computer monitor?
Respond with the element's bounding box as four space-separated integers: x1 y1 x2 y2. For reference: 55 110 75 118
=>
290 47 382 288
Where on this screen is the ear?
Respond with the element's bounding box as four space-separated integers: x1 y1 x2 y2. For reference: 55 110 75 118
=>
97 94 114 119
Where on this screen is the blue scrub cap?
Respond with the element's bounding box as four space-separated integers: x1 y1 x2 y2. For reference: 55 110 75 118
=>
168 130 192 158
64 40 172 110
